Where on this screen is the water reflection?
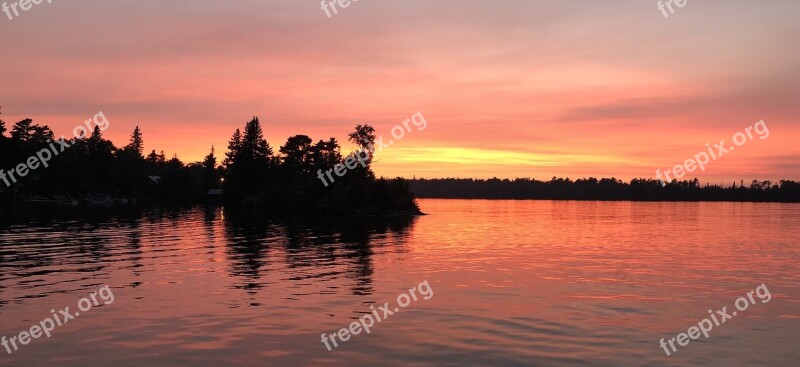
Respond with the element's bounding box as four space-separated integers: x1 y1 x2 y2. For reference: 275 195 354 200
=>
0 205 416 301
220 208 417 297
1 201 797 367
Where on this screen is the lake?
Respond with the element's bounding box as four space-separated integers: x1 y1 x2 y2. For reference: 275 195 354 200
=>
1 199 798 366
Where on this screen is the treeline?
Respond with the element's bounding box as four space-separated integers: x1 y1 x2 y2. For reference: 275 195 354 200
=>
220 117 419 214
409 177 800 202
0 108 420 215
0 112 217 202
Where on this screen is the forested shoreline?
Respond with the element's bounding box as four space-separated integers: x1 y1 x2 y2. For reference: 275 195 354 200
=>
409 178 800 202
0 108 421 215
3 108 797 209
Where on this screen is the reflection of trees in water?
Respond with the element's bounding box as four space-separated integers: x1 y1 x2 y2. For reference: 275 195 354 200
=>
222 210 417 297
202 206 222 265
0 205 418 305
222 221 275 296
123 220 144 285
0 206 125 303
0 205 191 306
219 210 284 298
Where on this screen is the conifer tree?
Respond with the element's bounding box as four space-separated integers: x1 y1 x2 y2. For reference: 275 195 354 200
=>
224 129 242 168
126 126 144 158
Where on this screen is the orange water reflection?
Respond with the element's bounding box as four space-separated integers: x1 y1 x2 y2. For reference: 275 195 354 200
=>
0 200 798 366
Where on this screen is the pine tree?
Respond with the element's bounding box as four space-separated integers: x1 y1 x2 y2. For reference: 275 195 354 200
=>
126 126 144 158
241 117 273 162
224 129 242 168
203 146 217 170
147 149 158 164
86 125 113 156
222 118 274 200
10 119 53 144
9 119 32 141
202 146 219 190
90 125 102 140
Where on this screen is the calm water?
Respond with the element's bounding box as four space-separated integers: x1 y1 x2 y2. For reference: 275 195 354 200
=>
1 200 798 366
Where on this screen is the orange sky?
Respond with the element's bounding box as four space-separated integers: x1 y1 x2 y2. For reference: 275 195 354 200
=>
1 0 798 182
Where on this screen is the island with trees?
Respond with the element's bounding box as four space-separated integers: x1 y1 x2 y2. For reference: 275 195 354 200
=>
0 108 421 215
2 108 798 210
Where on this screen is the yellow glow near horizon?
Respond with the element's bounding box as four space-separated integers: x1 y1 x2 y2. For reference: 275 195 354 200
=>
378 147 640 166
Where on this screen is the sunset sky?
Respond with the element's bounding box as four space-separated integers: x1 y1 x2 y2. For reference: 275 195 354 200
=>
1 0 798 182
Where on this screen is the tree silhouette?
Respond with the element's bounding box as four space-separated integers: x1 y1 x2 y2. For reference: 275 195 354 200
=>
241 117 273 162
2 109 795 210
407 177 800 202
312 138 342 169
125 126 144 158
344 125 377 183
202 146 219 192
0 107 6 138
280 135 314 174
0 108 8 175
223 128 242 169
147 149 159 164
0 114 223 203
203 146 217 172
10 118 53 144
348 124 375 152
224 118 274 201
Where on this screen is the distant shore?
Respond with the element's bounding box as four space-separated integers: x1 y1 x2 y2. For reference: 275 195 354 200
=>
408 178 800 203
